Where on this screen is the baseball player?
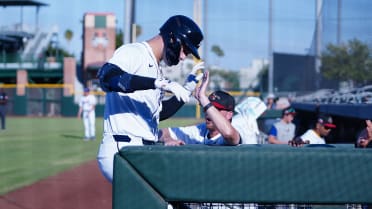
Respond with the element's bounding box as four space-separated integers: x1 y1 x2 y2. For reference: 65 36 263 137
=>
96 15 204 182
77 87 97 140
267 107 296 144
0 88 8 130
159 71 241 146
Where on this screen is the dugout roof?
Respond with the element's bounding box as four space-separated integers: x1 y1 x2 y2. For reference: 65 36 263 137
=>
0 0 48 7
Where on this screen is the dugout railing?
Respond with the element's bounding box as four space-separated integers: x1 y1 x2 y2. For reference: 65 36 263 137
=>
113 144 372 209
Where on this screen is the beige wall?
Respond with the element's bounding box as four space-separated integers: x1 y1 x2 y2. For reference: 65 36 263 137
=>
63 57 76 96
16 70 28 96
83 13 116 70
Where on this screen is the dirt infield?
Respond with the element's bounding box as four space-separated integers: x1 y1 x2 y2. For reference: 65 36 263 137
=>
0 160 112 209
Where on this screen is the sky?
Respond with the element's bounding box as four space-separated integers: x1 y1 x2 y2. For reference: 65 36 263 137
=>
0 0 316 71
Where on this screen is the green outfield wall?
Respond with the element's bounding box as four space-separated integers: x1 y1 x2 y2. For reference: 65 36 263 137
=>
113 144 372 209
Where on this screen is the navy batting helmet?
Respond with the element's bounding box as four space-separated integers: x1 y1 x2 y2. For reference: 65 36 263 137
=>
160 15 203 66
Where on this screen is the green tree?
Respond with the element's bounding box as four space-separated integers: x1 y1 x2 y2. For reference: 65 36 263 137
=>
115 29 123 48
135 24 142 38
211 45 224 57
211 45 224 67
44 43 73 60
115 25 142 48
320 39 372 86
256 64 269 92
211 69 239 90
64 29 73 54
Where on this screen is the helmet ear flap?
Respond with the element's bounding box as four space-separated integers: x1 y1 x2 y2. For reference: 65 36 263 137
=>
163 33 182 66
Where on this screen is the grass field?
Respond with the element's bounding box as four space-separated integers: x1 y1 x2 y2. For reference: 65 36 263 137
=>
0 116 201 195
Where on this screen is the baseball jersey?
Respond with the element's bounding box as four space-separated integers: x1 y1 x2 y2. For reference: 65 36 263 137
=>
268 120 295 143
103 42 163 141
300 129 326 144
79 94 97 112
168 123 231 145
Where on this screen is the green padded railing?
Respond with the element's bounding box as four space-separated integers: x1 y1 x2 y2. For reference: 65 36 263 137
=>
113 144 372 209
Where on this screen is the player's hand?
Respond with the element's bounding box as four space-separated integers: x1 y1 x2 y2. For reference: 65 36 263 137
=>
358 138 370 148
288 137 308 147
183 61 204 94
194 71 209 105
164 139 186 146
154 79 190 103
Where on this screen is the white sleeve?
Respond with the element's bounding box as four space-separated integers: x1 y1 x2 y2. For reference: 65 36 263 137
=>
91 95 97 106
108 44 146 74
78 97 83 107
169 124 205 144
300 130 311 142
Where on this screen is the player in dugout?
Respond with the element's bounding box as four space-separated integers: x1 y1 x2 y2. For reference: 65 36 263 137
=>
96 15 204 183
159 71 241 146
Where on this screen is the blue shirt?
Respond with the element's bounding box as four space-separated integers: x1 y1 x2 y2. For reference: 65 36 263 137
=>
169 123 230 145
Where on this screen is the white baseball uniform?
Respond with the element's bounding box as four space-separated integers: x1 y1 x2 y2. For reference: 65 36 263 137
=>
168 123 233 145
79 93 97 139
97 42 164 182
300 129 326 144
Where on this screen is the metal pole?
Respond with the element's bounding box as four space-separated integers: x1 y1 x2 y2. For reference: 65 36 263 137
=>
20 6 23 31
194 0 203 120
268 0 273 94
315 0 323 88
35 6 40 33
124 0 134 44
193 0 203 59
337 0 342 44
203 0 208 65
131 0 136 42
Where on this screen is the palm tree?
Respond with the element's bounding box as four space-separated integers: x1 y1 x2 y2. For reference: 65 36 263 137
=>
211 44 224 66
64 29 73 54
211 45 224 57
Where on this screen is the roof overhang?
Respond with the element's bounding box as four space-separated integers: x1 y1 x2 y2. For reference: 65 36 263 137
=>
0 0 49 7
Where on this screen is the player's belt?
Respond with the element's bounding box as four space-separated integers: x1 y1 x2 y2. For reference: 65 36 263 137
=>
142 139 156 145
113 135 155 145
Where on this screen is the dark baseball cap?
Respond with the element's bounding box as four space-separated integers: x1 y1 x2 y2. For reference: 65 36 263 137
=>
317 114 336 129
84 87 90 92
282 107 296 116
208 90 235 111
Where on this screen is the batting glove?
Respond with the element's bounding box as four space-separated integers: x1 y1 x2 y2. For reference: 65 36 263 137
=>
183 61 204 94
155 79 190 103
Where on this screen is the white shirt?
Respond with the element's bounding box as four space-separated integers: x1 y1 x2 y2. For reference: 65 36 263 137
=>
300 129 326 144
103 42 163 141
79 94 97 112
168 123 228 145
269 120 296 143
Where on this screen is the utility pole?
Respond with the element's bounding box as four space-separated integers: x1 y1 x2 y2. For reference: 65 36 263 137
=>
194 0 203 120
124 0 135 44
337 0 342 44
203 0 208 66
315 0 322 89
268 0 274 95
193 0 203 60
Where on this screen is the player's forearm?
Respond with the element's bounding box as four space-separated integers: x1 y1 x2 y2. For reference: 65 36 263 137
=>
98 63 156 93
205 106 240 145
77 109 82 117
158 128 172 142
268 135 288 144
160 97 184 121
